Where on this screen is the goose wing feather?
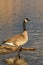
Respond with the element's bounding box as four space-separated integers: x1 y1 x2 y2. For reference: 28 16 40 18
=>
2 34 26 46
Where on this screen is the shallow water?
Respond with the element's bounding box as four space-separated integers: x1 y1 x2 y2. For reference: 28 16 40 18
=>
0 0 43 65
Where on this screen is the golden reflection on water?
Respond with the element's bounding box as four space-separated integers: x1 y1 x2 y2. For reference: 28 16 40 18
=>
0 0 13 15
0 0 22 23
4 56 28 65
0 0 43 24
0 0 14 23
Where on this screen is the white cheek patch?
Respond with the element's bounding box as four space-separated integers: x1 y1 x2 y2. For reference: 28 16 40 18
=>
25 19 27 22
5 42 15 46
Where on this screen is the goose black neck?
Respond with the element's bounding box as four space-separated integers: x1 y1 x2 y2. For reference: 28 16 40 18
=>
23 21 26 31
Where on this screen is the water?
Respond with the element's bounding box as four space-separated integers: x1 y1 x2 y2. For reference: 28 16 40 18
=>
0 0 43 65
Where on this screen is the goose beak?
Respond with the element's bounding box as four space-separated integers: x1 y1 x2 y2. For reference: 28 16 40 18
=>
28 19 30 21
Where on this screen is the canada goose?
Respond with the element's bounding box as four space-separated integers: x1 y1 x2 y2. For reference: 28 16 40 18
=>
2 18 30 47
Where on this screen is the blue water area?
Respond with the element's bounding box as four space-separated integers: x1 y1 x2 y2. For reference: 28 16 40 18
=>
0 0 43 65
0 20 43 65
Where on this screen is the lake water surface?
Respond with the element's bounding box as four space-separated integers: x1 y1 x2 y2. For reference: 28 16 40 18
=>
0 0 43 65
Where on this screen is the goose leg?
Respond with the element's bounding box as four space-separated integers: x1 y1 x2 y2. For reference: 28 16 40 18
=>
17 47 22 58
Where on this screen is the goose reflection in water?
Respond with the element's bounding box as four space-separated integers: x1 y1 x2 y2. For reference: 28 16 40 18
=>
4 55 28 65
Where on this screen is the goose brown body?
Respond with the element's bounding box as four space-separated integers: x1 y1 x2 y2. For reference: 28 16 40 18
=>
3 31 28 47
2 18 30 47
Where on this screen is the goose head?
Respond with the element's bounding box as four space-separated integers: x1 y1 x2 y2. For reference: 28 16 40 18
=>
24 18 30 23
